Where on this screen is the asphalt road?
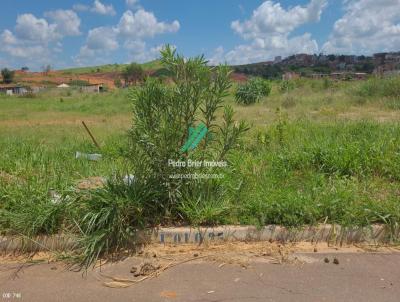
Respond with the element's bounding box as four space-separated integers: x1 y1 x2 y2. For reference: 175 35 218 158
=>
0 253 399 302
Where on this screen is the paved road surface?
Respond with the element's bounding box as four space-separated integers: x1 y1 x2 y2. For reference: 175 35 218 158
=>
0 253 399 302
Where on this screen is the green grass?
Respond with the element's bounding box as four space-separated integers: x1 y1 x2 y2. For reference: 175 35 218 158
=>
1 76 400 266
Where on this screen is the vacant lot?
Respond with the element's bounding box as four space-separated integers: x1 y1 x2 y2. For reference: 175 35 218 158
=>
0 75 400 266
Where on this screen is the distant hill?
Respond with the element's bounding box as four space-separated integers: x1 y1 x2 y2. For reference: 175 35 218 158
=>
58 51 400 81
8 52 400 89
60 60 163 75
233 52 400 79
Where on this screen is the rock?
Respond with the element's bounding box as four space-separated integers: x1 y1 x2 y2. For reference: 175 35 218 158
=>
139 262 161 276
333 258 339 265
324 257 330 263
130 266 137 274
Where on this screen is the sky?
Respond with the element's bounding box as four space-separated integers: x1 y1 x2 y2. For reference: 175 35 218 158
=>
0 0 400 70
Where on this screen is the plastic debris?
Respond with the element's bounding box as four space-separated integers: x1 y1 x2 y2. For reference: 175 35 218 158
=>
48 189 62 204
75 151 102 161
123 174 135 185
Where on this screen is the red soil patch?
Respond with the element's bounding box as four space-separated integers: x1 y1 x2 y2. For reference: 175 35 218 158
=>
15 70 121 89
230 72 248 83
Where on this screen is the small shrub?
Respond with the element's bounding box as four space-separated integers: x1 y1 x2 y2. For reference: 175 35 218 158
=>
235 77 271 105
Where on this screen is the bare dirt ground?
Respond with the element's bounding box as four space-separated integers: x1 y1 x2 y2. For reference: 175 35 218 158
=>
15 71 119 89
0 242 399 301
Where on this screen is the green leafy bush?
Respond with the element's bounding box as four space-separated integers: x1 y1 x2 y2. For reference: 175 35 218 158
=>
128 45 249 214
235 77 272 105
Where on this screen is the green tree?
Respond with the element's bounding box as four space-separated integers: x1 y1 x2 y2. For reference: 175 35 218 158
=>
122 63 145 85
1 68 15 84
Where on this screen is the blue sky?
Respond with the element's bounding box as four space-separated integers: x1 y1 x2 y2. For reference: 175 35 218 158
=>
0 0 399 70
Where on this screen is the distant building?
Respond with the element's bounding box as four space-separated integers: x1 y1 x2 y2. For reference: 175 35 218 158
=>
0 84 29 95
31 86 45 93
57 83 70 88
282 72 300 81
80 83 104 93
311 73 330 79
354 72 368 80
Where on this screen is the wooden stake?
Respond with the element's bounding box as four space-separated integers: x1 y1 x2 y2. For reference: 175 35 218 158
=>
81 121 101 149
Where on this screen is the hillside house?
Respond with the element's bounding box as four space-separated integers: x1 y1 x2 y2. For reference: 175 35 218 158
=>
57 83 70 88
0 84 29 95
80 83 104 93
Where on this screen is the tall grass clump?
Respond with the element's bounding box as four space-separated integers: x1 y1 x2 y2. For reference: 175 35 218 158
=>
356 76 400 99
279 80 295 93
228 120 400 228
235 77 271 105
73 178 161 268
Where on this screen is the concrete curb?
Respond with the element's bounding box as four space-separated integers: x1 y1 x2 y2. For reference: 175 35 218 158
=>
1 224 398 252
152 224 398 245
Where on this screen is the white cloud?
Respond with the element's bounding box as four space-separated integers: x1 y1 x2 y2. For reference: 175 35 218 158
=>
1 30 17 45
126 0 140 9
226 33 319 65
0 11 82 66
72 4 89 12
91 0 116 16
75 26 118 64
75 9 180 64
86 27 119 51
117 10 180 38
208 46 225 65
127 43 166 62
211 0 327 64
44 10 81 36
73 1 116 16
322 0 400 54
14 14 58 43
232 0 326 39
